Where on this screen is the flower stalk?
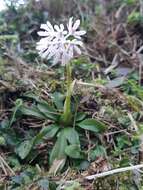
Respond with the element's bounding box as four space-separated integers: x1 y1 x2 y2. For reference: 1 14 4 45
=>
62 63 72 125
36 17 86 126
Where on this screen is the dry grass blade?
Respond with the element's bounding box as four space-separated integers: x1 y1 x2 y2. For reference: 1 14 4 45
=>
0 155 15 176
85 164 143 180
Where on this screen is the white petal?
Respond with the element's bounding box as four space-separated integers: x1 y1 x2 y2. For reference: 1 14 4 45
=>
47 52 54 59
67 17 73 32
41 49 50 58
75 30 86 36
72 39 83 46
53 52 61 64
54 25 60 32
46 21 54 31
60 24 64 31
36 42 47 51
74 45 81 54
40 24 51 31
61 52 69 65
73 19 80 31
36 46 41 51
37 31 49 36
36 45 45 51
63 31 68 35
47 45 58 59
68 45 74 58
38 37 50 44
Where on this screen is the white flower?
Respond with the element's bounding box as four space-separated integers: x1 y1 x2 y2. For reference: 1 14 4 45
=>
67 17 86 39
36 18 86 65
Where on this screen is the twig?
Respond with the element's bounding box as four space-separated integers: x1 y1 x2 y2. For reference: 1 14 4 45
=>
0 155 15 175
85 164 143 180
76 80 105 89
0 161 8 175
115 3 126 19
104 54 119 75
105 129 128 136
85 131 92 161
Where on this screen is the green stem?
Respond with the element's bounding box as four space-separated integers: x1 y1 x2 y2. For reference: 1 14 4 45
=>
62 63 72 125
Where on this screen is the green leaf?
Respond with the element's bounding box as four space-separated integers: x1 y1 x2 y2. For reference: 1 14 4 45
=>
89 145 106 161
33 124 59 145
0 136 6 145
49 131 67 165
20 105 46 119
126 95 143 112
38 179 49 190
37 102 59 121
62 128 80 145
117 135 131 149
78 160 90 170
0 119 9 129
9 99 23 127
16 140 34 159
38 178 57 190
23 93 40 101
51 92 64 109
128 11 143 24
75 112 86 122
65 144 85 159
77 118 106 133
2 133 20 147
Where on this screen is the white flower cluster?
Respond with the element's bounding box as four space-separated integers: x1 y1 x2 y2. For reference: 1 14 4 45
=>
36 17 86 65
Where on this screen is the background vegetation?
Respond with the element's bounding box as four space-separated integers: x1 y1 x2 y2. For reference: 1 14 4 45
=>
1 0 143 189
